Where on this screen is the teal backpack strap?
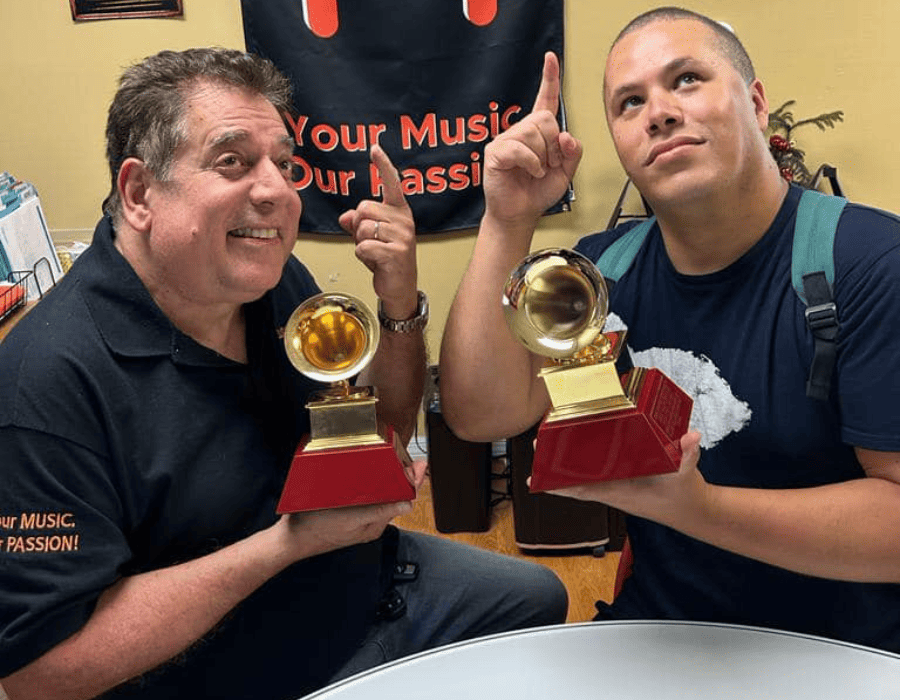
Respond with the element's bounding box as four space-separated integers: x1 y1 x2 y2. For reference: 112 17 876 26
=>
792 189 848 400
595 216 657 283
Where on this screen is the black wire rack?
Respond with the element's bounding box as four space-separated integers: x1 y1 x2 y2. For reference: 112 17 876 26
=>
1 270 30 323
0 256 56 325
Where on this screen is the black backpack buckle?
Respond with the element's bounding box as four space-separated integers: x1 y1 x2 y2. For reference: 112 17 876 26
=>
805 301 838 335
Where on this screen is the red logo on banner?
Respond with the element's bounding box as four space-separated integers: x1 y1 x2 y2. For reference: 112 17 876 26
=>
302 0 339 38
303 0 497 38
463 0 497 26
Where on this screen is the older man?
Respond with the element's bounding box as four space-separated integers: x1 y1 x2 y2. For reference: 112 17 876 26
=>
441 7 900 651
0 48 566 700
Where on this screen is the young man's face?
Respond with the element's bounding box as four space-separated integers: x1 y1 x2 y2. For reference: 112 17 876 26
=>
604 19 769 208
142 82 302 306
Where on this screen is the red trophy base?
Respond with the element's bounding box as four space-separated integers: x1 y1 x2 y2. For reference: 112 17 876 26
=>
530 368 693 492
276 426 415 513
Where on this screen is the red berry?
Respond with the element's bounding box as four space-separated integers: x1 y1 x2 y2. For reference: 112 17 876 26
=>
770 135 791 152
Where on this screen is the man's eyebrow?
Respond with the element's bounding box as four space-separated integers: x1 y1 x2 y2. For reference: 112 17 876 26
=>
207 131 295 155
208 129 251 150
607 56 699 105
665 56 700 74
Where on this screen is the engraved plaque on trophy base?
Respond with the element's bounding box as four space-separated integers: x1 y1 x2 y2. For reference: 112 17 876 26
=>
529 367 693 492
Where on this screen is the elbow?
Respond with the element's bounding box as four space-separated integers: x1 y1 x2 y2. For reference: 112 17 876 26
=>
435 391 477 442
439 375 544 444
439 397 517 444
441 409 490 444
394 416 417 447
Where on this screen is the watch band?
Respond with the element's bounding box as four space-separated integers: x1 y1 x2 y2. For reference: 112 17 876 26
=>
378 291 429 333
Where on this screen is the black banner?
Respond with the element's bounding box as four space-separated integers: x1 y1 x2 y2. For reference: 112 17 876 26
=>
242 0 568 234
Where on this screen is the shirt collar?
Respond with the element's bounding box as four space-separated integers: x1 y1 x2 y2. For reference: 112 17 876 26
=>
80 216 249 367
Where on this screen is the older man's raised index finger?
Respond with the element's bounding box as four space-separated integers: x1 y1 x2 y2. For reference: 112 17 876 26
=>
532 51 560 116
370 144 405 208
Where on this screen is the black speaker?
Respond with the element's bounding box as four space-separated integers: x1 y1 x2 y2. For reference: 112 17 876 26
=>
507 423 625 554
424 369 492 533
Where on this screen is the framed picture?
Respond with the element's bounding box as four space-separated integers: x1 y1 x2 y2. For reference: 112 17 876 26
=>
70 0 183 21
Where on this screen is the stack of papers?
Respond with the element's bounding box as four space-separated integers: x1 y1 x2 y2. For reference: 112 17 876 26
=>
0 173 62 302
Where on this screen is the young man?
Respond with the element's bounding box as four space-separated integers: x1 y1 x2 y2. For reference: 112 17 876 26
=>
441 7 900 651
0 48 567 700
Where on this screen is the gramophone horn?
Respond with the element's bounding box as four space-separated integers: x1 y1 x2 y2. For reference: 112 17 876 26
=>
502 248 609 360
283 292 380 383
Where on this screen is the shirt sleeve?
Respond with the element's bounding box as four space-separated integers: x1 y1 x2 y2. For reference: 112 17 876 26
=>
0 425 133 677
832 205 900 451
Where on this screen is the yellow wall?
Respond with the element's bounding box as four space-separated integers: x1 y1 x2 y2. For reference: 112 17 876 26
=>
2 0 898 362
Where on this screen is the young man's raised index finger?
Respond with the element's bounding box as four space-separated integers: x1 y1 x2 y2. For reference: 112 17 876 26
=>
531 51 560 116
370 144 406 208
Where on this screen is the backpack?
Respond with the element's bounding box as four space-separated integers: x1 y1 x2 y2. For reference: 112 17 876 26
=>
594 189 848 401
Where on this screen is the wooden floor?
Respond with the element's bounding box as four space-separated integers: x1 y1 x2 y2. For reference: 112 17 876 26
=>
393 464 620 623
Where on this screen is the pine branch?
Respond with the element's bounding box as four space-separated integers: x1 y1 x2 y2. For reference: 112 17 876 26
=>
791 111 844 132
766 100 843 188
768 100 796 134
770 100 796 120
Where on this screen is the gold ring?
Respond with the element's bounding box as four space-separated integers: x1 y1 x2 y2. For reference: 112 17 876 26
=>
373 221 380 240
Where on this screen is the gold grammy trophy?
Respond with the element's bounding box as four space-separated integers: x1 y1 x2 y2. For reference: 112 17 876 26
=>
276 292 414 513
503 248 693 492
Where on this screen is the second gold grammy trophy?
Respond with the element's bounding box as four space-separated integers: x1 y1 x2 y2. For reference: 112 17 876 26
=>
503 248 693 492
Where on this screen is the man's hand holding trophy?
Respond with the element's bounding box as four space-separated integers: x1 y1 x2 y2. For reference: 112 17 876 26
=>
502 247 693 492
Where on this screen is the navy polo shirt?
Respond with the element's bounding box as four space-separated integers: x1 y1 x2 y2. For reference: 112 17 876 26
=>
0 217 393 697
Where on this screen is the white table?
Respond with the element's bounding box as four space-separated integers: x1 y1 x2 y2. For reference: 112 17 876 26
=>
303 620 900 699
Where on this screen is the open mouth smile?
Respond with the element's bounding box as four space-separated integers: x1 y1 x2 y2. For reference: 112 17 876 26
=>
228 228 279 239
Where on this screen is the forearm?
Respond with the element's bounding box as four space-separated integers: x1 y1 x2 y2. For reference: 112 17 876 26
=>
614 470 900 584
690 477 900 582
439 214 549 442
362 326 426 444
560 437 900 583
1 525 302 700
439 52 581 442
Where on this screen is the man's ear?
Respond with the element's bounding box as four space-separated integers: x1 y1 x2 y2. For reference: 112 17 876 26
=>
748 78 770 132
118 157 154 232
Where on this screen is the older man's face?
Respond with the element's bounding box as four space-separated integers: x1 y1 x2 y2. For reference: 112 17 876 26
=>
604 19 769 208
142 81 301 306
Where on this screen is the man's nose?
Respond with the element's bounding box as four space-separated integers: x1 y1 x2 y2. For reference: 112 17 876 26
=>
645 90 682 134
250 159 294 207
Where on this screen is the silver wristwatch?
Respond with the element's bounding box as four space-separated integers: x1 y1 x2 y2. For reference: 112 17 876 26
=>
378 291 429 333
